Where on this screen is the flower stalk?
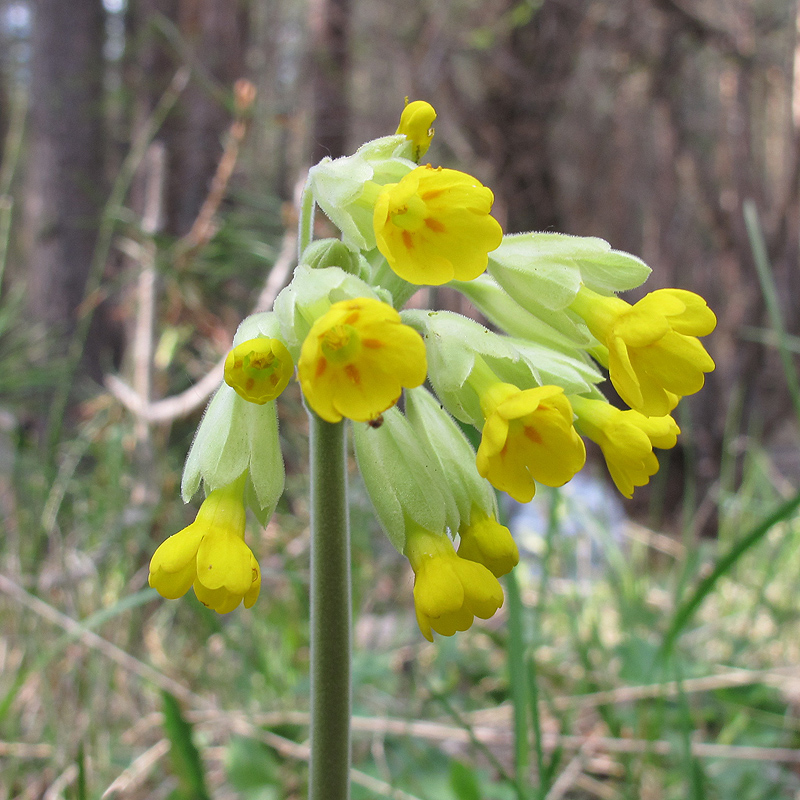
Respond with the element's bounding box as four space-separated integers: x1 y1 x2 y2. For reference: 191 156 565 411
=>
308 410 351 800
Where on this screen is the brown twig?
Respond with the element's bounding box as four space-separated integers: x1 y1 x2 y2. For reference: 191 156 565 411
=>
173 79 257 269
0 573 208 709
105 167 300 425
101 739 171 798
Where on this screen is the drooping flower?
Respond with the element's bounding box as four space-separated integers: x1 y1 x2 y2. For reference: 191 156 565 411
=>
373 165 503 286
224 337 294 405
405 526 504 641
570 286 716 416
149 478 260 614
396 99 436 161
298 297 427 423
457 510 519 578
475 382 586 504
572 395 680 498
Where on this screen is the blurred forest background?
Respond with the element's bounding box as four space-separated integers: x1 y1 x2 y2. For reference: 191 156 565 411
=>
3 0 800 798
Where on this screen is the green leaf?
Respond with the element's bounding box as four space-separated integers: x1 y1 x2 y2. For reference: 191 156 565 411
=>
659 488 800 660
450 760 483 800
226 736 279 798
161 691 211 800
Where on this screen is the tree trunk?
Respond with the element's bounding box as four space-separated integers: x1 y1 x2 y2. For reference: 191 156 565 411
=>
174 0 249 234
309 0 351 161
481 0 592 234
128 0 248 236
25 0 107 369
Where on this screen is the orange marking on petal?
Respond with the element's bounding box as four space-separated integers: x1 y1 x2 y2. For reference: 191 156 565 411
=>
524 426 542 445
315 359 327 378
362 339 383 349
344 311 360 325
402 230 414 250
344 364 361 384
424 217 445 233
246 378 255 390
421 189 443 201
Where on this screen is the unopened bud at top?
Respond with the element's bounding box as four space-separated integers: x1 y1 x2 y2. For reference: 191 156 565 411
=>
396 99 436 161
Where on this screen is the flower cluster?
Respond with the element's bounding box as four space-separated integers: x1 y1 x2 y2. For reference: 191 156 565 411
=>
149 100 715 638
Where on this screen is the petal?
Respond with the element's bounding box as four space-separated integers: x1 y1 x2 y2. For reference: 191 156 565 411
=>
414 560 465 618
653 289 717 336
608 335 644 410
193 581 242 614
478 413 510 459
149 522 204 574
149 560 197 600
196 531 256 595
613 307 670 347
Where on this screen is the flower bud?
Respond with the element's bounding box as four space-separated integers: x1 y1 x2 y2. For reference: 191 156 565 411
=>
300 237 369 279
395 99 436 161
224 337 293 405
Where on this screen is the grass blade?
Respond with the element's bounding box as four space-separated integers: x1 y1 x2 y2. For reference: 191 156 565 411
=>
161 690 211 800
659 488 800 659
743 199 800 422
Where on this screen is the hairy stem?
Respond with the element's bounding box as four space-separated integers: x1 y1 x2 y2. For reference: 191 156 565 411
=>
308 412 351 800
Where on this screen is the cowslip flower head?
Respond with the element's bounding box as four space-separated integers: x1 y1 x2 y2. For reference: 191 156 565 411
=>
373 164 503 286
570 286 716 416
149 478 260 614
457 510 519 578
396 99 436 161
298 297 427 423
224 337 293 404
475 381 586 504
405 526 504 641
572 395 680 498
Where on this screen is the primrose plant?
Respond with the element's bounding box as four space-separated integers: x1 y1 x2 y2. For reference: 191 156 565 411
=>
147 100 716 799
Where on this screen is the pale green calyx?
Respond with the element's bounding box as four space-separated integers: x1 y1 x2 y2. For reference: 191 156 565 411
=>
232 310 283 346
182 311 288 524
351 407 459 552
273 265 389 357
300 238 369 279
404 387 496 526
309 136 416 250
498 337 604 397
402 309 523 427
181 383 285 526
487 232 651 313
453 274 594 348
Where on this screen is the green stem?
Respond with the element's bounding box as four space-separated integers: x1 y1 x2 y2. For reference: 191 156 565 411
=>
743 199 800 423
298 176 316 263
308 411 351 800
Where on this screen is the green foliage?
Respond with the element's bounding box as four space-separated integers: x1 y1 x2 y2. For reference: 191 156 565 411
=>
161 691 211 800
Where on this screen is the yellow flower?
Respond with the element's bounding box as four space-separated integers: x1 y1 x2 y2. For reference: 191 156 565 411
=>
373 165 503 286
149 479 260 614
405 526 504 641
571 287 716 416
224 337 294 404
476 383 586 504
396 99 436 160
457 510 519 578
297 297 427 423
572 395 679 498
